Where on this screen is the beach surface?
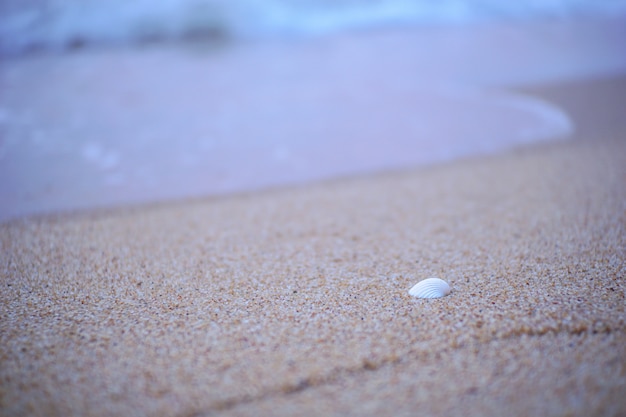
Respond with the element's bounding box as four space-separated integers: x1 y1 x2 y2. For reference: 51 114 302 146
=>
1 21 626 417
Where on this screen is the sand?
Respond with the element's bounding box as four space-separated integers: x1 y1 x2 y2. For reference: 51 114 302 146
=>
1 75 626 416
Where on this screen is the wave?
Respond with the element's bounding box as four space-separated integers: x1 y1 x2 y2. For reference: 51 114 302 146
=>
2 0 626 55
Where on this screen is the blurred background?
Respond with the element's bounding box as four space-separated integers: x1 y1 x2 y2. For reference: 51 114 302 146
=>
1 0 626 54
1 0 626 221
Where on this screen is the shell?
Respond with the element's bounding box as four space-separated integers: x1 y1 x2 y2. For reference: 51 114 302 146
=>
408 278 451 299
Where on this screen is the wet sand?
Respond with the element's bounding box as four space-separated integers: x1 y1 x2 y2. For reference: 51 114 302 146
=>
1 72 626 416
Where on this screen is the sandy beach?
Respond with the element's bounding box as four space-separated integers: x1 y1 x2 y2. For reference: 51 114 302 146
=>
1 71 625 416
2 9 626 414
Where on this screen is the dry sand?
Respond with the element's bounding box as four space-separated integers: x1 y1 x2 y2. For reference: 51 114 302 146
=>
1 76 625 417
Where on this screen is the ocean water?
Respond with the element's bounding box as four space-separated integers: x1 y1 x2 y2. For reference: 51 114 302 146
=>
1 2 626 221
1 0 626 55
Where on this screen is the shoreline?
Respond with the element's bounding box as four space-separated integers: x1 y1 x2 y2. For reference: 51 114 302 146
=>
2 70 625 225
1 71 625 416
3 17 626 223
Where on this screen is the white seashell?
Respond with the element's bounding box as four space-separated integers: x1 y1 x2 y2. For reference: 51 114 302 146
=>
408 278 451 299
